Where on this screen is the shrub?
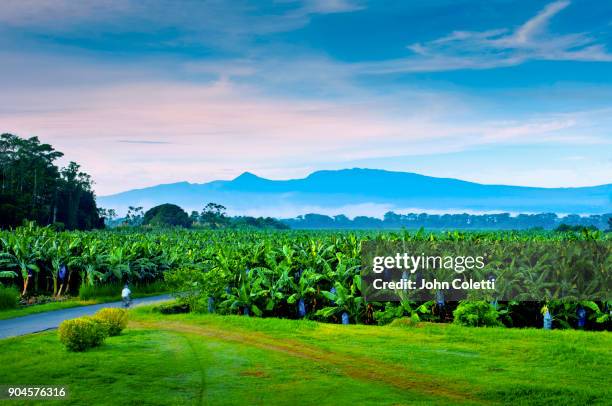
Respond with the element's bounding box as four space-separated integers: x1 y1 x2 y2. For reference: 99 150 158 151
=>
453 301 502 327
58 317 108 351
389 317 420 328
0 285 19 310
93 308 128 336
155 302 190 315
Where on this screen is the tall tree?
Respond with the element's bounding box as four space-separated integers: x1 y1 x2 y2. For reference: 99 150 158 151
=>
0 133 103 230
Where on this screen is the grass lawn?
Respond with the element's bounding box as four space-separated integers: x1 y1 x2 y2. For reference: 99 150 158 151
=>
1 307 610 405
0 291 169 321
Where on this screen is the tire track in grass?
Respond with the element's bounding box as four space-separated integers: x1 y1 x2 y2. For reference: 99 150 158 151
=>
132 320 485 404
178 331 207 406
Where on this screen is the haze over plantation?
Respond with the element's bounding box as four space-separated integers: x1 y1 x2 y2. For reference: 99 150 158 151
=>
98 168 612 218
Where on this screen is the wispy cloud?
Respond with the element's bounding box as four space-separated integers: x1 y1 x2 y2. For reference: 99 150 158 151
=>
3 76 607 194
358 1 612 74
301 0 364 14
513 0 570 44
0 0 363 51
117 140 172 145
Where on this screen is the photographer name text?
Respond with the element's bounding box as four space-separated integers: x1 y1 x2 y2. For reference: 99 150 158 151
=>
372 278 495 291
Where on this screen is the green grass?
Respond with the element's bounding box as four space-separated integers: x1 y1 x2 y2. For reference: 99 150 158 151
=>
0 300 99 321
1 307 610 405
0 285 19 310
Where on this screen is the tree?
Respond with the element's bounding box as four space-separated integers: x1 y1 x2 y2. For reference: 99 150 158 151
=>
0 133 103 230
142 204 191 228
200 202 229 229
383 211 401 226
98 208 117 224
333 214 350 226
189 210 200 224
125 206 144 226
230 216 289 230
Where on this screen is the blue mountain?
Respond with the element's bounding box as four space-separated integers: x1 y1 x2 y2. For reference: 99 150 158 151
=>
97 168 612 217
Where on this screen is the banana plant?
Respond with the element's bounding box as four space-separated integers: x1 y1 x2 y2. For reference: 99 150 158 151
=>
373 291 434 325
0 271 17 279
106 246 132 282
74 239 107 288
594 301 611 324
1 232 42 296
221 268 268 316
0 253 18 279
287 268 322 318
47 238 70 296
316 275 364 324
260 264 292 316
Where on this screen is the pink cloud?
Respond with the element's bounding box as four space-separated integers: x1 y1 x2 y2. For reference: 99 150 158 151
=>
3 77 605 194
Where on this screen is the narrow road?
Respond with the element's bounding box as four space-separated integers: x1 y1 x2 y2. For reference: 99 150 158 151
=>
0 294 173 339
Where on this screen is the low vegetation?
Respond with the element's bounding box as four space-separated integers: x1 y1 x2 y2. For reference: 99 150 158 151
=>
58 308 128 351
0 225 609 330
0 284 19 310
1 307 610 404
58 317 108 352
93 308 129 336
453 301 502 327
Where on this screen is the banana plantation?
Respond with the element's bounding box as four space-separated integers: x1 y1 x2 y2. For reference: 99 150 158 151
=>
0 223 610 330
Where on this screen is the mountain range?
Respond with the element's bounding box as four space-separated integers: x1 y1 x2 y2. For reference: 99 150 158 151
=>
97 168 612 217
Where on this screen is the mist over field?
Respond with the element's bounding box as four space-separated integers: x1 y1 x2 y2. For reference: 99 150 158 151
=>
98 168 612 218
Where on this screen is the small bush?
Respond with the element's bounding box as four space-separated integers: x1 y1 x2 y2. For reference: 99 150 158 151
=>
58 317 108 351
20 295 59 306
0 285 19 310
389 316 420 328
155 302 190 315
453 301 502 327
93 308 128 336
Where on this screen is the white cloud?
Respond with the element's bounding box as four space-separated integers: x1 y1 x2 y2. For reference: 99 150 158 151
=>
302 0 364 14
0 0 363 40
0 0 133 29
358 0 612 74
513 0 570 44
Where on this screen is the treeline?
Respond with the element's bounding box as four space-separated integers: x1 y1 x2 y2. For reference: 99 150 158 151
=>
108 202 288 230
0 133 103 230
192 203 288 230
283 212 612 230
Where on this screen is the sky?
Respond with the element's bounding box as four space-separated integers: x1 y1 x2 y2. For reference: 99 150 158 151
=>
1 0 611 195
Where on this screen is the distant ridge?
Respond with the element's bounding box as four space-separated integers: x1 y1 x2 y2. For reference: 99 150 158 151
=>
98 168 612 217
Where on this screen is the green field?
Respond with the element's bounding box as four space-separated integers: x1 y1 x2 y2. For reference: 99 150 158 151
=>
1 306 610 405
1 226 610 405
1 225 610 329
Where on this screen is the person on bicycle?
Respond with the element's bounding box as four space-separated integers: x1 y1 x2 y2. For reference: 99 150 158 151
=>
121 283 132 307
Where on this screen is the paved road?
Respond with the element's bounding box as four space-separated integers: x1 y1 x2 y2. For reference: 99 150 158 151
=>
0 294 173 339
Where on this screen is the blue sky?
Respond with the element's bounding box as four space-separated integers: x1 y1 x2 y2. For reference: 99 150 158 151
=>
1 0 611 194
